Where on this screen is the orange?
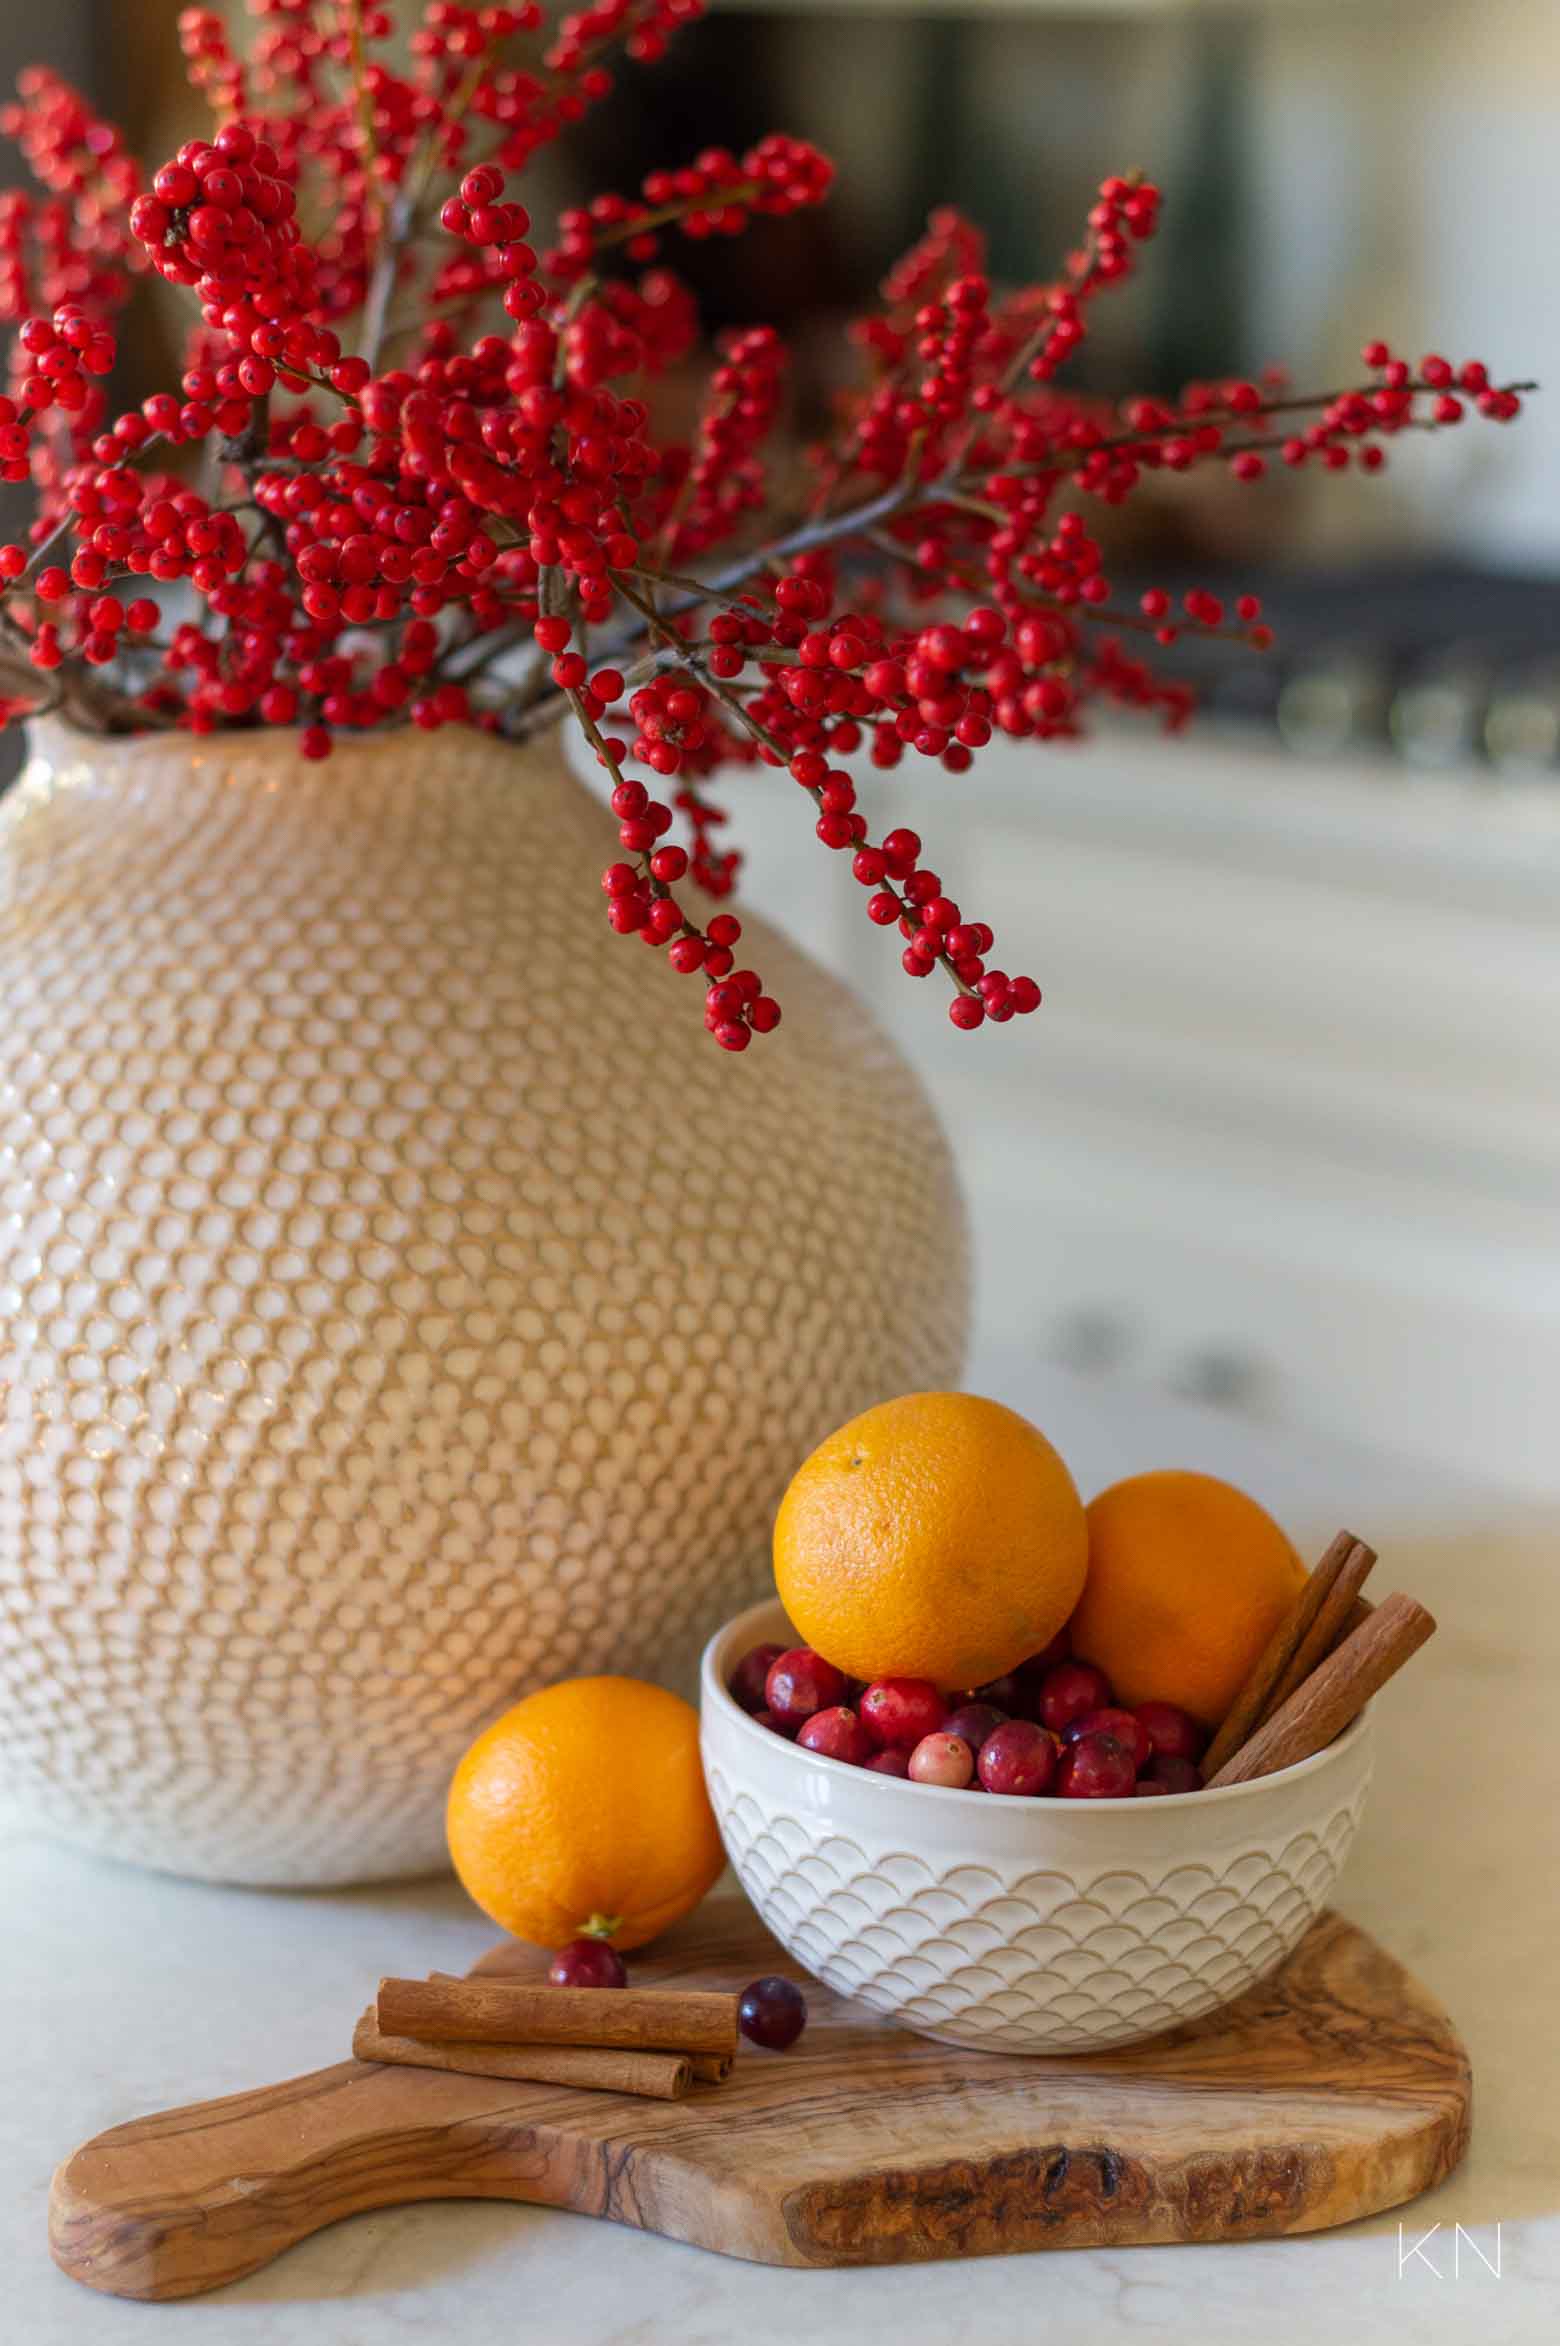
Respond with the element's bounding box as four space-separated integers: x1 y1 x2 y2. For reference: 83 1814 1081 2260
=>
445 1676 724 1951
773 1391 1088 1688
1071 1470 1306 1727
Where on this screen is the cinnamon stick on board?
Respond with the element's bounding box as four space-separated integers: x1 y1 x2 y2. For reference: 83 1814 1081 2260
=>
376 1975 739 2057
1254 1538 1377 1729
1205 1591 1435 1787
1200 1531 1359 1780
424 1975 733 2080
353 2012 694 2100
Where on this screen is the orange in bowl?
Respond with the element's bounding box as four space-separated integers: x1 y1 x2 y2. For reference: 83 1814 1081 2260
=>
446 1675 724 1951
1070 1469 1305 1727
773 1390 1088 1689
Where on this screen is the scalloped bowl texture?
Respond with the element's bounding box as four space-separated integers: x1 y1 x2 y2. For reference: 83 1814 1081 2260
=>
700 1598 1374 2053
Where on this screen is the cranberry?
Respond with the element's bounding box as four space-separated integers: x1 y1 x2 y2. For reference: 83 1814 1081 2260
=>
1037 1660 1113 1736
738 1975 807 2050
865 1746 910 1777
765 1647 849 1732
1002 1631 1071 1715
977 1719 1059 1796
961 1636 1075 1722
1133 1701 1208 1765
907 1731 975 1788
1149 1754 1203 1795
859 1677 946 1749
729 1642 784 1714
1056 1731 1136 1799
964 1672 1024 1714
752 1707 791 1736
942 1701 1006 1753
796 1706 873 1765
1134 1777 1169 1797
549 1938 628 1988
1063 1706 1152 1771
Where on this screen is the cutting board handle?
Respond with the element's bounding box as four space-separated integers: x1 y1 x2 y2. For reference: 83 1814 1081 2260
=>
50 2057 576 2302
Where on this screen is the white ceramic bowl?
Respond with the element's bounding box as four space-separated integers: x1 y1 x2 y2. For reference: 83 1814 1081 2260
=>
701 1598 1374 2053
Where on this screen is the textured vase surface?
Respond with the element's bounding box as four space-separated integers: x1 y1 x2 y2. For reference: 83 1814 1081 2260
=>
0 721 967 1883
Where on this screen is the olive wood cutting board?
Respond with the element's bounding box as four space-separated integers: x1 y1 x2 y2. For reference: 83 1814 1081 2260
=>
50 1900 1469 2299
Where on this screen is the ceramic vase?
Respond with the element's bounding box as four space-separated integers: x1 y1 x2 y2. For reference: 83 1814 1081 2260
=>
0 720 967 1883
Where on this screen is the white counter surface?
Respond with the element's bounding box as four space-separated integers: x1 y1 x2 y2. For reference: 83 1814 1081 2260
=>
6 1365 1557 2343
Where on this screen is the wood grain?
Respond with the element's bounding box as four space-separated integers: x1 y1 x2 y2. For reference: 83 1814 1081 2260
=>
50 1899 1470 2299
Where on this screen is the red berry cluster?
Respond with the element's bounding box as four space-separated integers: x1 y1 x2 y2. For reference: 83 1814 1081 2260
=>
663 326 786 560
594 745 777 1048
440 163 535 268
0 5 1529 1048
730 1637 1208 1797
911 273 994 425
849 177 1164 490
0 68 143 321
8 306 114 425
542 0 702 79
130 123 340 391
550 137 832 279
879 207 987 320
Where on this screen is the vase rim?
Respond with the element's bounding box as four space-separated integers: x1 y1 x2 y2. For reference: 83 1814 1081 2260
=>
22 711 559 768
15 716 582 826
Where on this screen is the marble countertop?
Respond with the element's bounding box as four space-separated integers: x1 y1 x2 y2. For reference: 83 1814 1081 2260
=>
6 1369 1558 2344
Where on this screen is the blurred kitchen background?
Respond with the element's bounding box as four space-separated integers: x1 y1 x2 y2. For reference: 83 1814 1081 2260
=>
3 0 1556 1497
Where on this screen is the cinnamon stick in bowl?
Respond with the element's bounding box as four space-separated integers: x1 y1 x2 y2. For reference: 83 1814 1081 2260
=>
376 1975 739 2057
1253 1537 1377 1729
1201 1530 1364 1781
1205 1590 1435 1788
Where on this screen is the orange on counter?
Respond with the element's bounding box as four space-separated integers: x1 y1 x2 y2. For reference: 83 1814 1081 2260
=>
1071 1470 1305 1727
446 1676 724 1951
773 1390 1088 1689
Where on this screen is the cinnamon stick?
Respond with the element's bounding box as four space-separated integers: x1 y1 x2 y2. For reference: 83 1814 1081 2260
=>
426 1975 733 2078
353 2012 694 2100
376 1975 739 2057
1341 1594 1374 1639
1200 1531 1357 1780
1205 1590 1436 1787
1253 1538 1377 1728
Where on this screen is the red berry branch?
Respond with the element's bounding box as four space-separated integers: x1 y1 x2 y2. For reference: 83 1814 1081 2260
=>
0 8 1533 1046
